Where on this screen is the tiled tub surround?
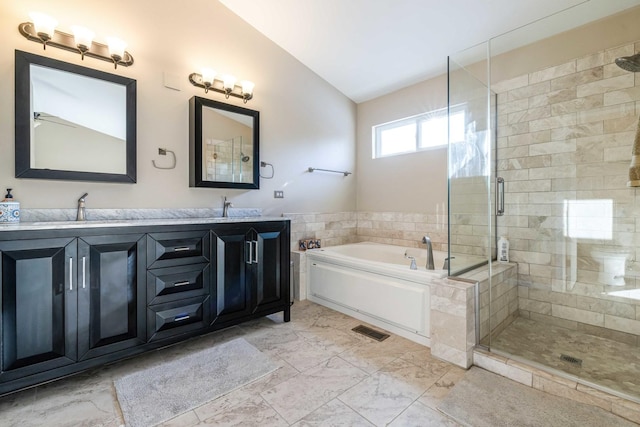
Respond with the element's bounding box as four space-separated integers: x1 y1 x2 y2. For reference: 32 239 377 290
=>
493 40 640 346
286 211 448 253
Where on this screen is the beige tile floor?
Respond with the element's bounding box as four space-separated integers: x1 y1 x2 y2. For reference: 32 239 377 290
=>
492 317 640 399
0 301 631 427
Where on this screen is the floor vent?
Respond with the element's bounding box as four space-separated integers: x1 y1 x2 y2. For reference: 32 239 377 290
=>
560 354 583 366
352 325 390 342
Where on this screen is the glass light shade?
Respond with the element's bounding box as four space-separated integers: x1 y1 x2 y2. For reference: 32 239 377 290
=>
29 12 58 38
201 68 216 85
222 75 237 91
71 25 95 49
241 80 255 96
106 37 127 59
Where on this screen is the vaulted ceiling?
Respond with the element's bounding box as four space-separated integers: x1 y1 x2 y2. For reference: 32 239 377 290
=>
219 0 640 103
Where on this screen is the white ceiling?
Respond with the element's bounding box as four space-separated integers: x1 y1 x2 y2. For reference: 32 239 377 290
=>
219 0 640 103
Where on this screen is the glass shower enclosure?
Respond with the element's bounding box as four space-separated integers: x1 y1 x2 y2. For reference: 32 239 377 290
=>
449 0 640 401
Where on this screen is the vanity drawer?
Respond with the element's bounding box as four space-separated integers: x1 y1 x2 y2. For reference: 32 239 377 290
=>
147 296 210 342
147 263 210 305
147 230 210 268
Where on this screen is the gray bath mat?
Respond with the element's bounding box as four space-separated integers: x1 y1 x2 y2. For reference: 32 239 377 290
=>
115 338 278 427
438 367 636 427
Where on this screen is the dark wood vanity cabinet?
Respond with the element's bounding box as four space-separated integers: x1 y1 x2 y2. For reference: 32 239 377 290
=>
0 219 290 395
212 222 290 326
0 238 78 383
76 234 147 360
146 230 212 341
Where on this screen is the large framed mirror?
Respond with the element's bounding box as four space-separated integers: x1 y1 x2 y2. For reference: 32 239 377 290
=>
189 96 259 189
15 50 137 183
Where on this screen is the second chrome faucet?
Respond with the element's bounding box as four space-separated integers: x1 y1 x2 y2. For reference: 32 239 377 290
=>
222 196 233 218
76 193 88 221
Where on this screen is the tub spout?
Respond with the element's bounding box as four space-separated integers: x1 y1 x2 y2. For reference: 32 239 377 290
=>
421 235 435 270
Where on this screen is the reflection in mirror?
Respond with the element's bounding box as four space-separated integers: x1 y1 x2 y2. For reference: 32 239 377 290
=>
15 50 137 183
190 96 259 189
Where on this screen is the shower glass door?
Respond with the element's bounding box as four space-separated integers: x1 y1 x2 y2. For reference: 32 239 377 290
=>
484 0 640 400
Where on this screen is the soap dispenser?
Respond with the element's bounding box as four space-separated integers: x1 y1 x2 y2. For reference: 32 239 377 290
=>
0 188 20 223
498 236 510 263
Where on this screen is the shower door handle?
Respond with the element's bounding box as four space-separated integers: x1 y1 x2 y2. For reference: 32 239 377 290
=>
497 177 505 216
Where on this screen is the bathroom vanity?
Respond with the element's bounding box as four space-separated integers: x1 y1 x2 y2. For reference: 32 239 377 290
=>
0 217 290 395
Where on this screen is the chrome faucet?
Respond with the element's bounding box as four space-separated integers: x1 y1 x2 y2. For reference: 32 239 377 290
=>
404 251 418 270
76 193 88 221
222 196 232 218
422 235 435 270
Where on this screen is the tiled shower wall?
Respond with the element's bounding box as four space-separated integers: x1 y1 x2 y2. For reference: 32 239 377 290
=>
494 40 640 344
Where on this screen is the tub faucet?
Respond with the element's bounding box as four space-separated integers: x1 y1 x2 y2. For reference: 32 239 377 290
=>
404 251 418 270
222 196 232 218
421 235 435 270
76 193 88 221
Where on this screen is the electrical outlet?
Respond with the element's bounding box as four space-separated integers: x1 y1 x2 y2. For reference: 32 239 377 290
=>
274 190 284 198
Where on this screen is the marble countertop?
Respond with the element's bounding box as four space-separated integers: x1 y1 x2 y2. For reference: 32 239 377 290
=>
0 208 287 232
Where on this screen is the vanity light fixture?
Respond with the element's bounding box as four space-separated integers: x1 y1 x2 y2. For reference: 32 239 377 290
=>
19 13 134 68
189 71 254 103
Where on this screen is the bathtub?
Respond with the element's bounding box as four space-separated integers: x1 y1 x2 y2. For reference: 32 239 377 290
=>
305 242 449 346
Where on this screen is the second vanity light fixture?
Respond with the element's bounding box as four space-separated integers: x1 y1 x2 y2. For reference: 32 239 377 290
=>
19 12 134 68
189 69 254 103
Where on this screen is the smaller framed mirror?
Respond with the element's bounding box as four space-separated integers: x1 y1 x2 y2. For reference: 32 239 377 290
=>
15 50 137 183
189 96 259 189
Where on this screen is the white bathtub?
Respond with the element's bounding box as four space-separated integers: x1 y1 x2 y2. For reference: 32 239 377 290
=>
305 242 448 345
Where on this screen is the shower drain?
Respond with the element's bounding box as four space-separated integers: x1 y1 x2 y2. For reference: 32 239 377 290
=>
352 325 390 342
560 354 583 366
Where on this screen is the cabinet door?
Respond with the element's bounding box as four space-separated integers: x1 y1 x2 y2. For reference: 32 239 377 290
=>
77 234 146 360
0 238 77 382
211 229 252 325
251 223 289 314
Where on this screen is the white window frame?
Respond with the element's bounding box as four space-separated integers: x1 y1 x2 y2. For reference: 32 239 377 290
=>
372 106 465 159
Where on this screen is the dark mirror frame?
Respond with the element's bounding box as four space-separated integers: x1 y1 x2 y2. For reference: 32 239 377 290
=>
189 96 260 189
15 50 137 183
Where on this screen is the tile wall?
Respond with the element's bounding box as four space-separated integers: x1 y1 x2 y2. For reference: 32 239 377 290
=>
286 211 447 252
493 40 640 343
462 262 519 344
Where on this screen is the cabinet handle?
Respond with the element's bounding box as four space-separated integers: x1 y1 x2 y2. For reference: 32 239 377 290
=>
82 256 86 289
174 247 191 252
174 281 190 287
69 258 73 291
174 314 190 321
246 241 253 264
253 240 259 264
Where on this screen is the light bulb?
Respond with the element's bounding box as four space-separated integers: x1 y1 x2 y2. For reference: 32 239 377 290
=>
71 25 95 58
201 68 216 85
241 80 254 103
28 12 58 46
222 75 236 97
107 37 127 60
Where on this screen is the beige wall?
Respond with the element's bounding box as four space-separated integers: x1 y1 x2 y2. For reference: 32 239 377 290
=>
0 0 356 216
356 75 448 214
